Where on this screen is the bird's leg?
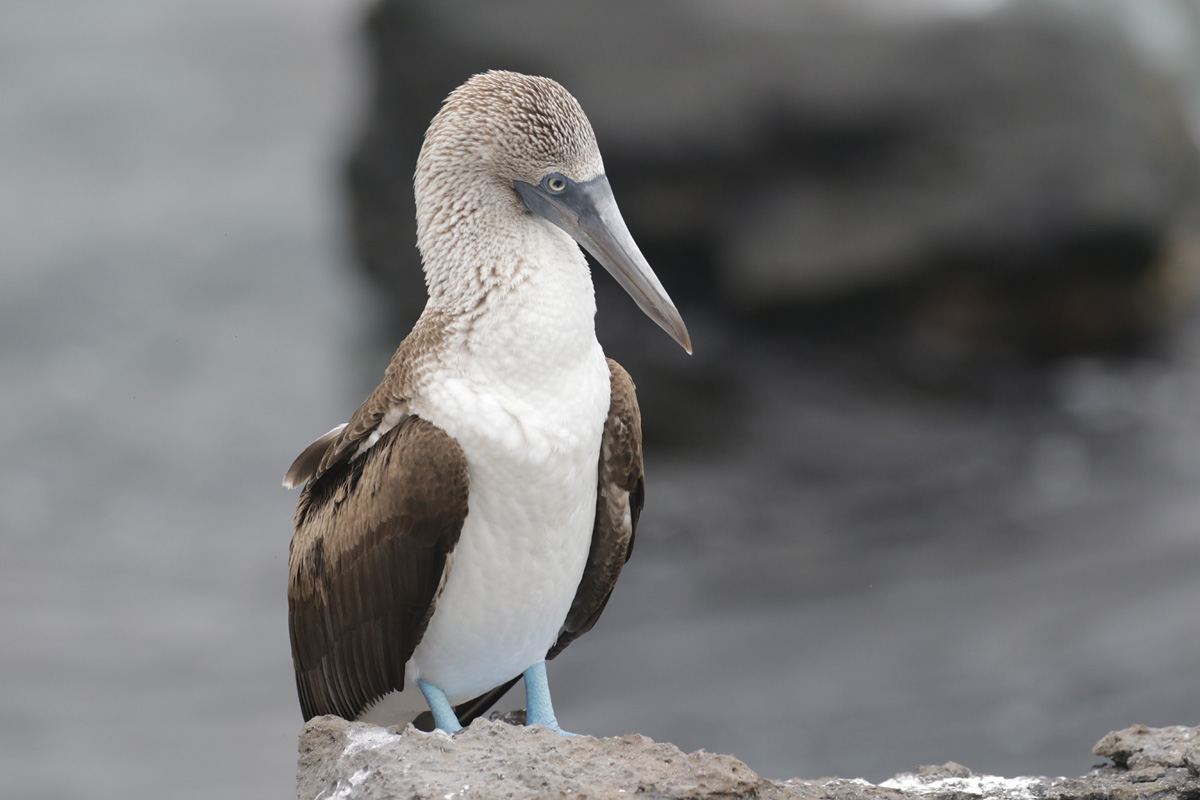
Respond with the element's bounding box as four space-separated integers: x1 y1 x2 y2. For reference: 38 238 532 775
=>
522 661 575 736
417 679 463 732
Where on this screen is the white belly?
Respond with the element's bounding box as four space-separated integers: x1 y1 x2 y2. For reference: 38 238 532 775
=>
357 217 615 724
360 346 611 723
411 448 598 699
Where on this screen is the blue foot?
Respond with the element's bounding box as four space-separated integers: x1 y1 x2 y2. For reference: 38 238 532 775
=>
522 661 576 737
417 679 462 732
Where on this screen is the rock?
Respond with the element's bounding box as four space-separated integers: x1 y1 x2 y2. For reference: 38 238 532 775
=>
297 716 774 800
297 717 1200 800
1093 723 1200 774
344 0 1199 355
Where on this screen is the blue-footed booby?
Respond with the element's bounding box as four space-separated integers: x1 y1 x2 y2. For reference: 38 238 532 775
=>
283 71 690 734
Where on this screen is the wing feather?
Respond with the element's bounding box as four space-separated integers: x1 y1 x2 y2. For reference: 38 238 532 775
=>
282 423 347 489
548 358 643 659
288 415 469 721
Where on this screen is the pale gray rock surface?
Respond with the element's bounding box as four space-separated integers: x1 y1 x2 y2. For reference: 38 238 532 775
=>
298 716 774 800
297 718 1200 800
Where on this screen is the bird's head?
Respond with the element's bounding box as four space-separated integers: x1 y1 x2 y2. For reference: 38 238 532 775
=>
415 70 691 354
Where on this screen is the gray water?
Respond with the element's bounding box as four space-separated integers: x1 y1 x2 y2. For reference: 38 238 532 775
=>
3 2 1200 798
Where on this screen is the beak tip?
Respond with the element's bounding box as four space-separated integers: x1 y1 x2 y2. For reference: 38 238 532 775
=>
674 327 693 355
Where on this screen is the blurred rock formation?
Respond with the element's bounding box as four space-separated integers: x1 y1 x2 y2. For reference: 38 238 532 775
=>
297 717 1200 800
345 0 1200 361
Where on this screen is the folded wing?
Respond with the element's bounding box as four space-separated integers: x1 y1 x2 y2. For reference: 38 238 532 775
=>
549 358 644 659
288 416 469 721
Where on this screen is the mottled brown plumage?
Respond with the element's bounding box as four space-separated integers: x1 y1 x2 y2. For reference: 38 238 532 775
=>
287 356 644 722
288 415 468 721
284 70 688 732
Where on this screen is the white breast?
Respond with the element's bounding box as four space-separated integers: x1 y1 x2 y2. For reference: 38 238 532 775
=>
411 354 609 700
385 221 612 706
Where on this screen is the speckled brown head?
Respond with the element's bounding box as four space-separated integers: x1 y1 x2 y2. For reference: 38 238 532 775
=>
414 70 691 353
417 71 604 192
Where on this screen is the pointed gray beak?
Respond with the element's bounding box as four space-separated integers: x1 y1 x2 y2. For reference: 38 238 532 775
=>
514 174 692 354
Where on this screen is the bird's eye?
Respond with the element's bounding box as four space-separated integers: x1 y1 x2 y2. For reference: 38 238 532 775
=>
545 175 567 193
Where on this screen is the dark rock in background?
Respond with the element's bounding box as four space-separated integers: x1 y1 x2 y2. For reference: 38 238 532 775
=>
346 0 1200 363
297 717 1200 800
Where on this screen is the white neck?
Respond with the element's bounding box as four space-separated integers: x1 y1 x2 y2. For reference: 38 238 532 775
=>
417 196 601 392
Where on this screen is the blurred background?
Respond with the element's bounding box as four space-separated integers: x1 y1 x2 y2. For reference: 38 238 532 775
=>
4 0 1200 797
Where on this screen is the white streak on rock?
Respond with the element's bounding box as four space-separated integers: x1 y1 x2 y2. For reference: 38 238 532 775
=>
315 768 371 800
342 726 401 760
880 773 1043 798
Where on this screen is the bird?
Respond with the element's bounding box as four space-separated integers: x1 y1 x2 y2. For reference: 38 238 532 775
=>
283 70 690 735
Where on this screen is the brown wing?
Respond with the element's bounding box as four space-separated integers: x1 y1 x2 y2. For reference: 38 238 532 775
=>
547 358 643 660
288 415 469 721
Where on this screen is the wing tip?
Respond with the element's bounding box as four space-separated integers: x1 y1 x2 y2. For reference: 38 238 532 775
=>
282 423 349 490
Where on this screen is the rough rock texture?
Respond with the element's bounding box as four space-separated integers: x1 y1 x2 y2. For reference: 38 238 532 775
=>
345 0 1199 354
298 717 775 800
297 717 1200 800
1092 724 1200 783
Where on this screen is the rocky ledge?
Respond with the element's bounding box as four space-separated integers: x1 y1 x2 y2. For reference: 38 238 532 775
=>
297 717 1198 800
